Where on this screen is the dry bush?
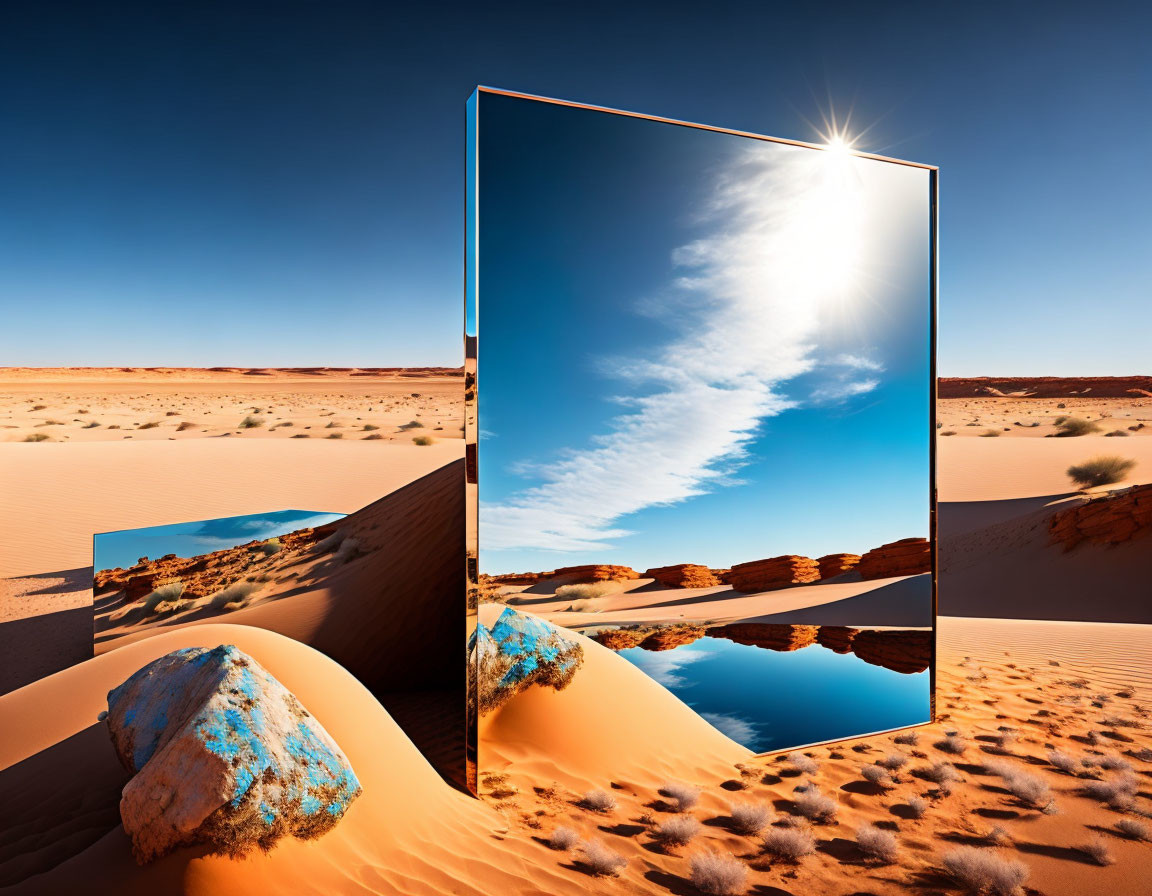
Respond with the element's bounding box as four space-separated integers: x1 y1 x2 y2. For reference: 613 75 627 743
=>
579 839 627 876
1055 417 1102 437
239 416 263 428
906 796 928 818
1082 773 1139 803
935 734 969 755
861 765 894 788
1067 455 1136 487
548 826 579 850
1047 750 1080 774
209 580 261 610
879 752 909 771
1078 838 1115 866
413 435 435 445
980 429 1001 438
983 761 1054 811
259 537 281 555
555 582 619 601
918 761 962 788
894 731 920 746
984 825 1011 846
729 802 774 835
856 823 899 863
653 815 701 846
761 826 815 861
942 847 1030 895
581 789 617 812
793 786 837 823
143 582 185 614
1098 753 1133 772
23 433 50 442
689 852 748 896
660 781 701 813
1117 818 1150 840
786 751 819 774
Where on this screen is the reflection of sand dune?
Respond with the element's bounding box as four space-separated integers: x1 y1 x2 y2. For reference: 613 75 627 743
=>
98 461 464 695
0 625 517 895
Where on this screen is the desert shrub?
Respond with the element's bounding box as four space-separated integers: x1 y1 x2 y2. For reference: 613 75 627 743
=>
363 433 383 440
940 431 957 436
259 537 281 555
660 781 701 813
579 839 627 876
653 815 701 846
208 580 261 610
1083 773 1139 803
879 752 909 771
1047 750 1080 774
291 433 310 438
1116 817 1149 840
23 433 50 442
1078 839 1114 866
935 734 968 755
30 404 46 410
942 847 1029 895
1067 455 1136 488
1105 430 1130 437
689 852 748 895
581 789 617 812
176 421 196 431
1098 753 1132 772
918 761 962 787
555 582 619 601
143 582 185 614
987 764 1053 810
761 826 815 861
992 730 1017 752
729 802 774 835
862 765 893 788
856 823 899 863
239 416 263 428
549 826 579 850
894 731 919 746
793 786 837 823
400 419 425 429
980 429 1001 438
984 825 1011 846
906 796 928 818
363 424 380 431
413 435 435 445
137 421 160 429
786 751 819 774
1054 416 1101 437
327 432 344 439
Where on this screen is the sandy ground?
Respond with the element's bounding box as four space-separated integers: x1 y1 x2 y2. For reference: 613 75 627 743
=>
937 397 1152 439
0 368 463 444
3 615 1150 895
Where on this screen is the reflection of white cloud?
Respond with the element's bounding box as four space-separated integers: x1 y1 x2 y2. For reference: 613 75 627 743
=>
624 648 711 688
483 145 870 553
191 513 343 551
699 711 759 745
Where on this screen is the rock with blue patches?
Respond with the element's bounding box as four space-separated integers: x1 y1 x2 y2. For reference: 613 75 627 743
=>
104 644 362 863
470 607 583 715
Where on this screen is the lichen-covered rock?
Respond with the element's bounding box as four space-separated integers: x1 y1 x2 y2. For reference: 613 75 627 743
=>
104 645 361 864
471 607 583 714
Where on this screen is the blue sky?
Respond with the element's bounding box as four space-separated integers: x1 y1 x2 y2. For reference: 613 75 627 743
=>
477 93 930 572
0 2 1148 371
94 509 344 571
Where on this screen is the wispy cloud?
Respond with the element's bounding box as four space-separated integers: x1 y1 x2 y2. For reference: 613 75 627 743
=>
699 711 759 745
483 144 869 553
622 647 711 688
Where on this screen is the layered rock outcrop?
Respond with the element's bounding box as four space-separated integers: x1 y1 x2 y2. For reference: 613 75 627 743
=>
851 629 932 674
470 608 583 715
727 556 820 592
1049 484 1152 549
815 625 859 654
593 629 647 650
642 564 722 589
938 376 1152 398
549 565 639 583
857 538 932 580
104 645 361 864
816 553 861 579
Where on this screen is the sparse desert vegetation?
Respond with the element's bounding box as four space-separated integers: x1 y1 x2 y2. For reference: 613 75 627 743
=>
580 789 617 813
659 781 701 813
855 823 899 863
578 839 627 876
1067 455 1136 488
653 815 700 846
548 826 579 850
688 852 748 895
761 826 816 861
786 751 819 774
413 435 435 445
942 847 1029 895
1054 416 1102 437
728 802 773 835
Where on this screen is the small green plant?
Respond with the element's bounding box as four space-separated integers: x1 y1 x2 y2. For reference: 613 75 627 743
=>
1067 455 1136 488
1054 417 1101 437
240 416 264 428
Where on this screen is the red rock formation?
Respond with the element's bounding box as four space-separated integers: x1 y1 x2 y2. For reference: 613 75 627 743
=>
816 553 860 579
851 629 932 674
727 556 820 592
639 626 707 651
938 376 1152 399
643 564 722 588
548 564 639 583
816 626 859 654
486 571 541 586
712 569 731 585
594 629 647 650
708 623 819 652
1049 484 1152 550
857 538 931 580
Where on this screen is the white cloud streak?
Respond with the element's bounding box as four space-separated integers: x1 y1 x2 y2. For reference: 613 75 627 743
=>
483 144 868 553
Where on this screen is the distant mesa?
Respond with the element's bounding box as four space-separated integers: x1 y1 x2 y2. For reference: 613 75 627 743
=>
938 376 1152 399
727 555 820 592
817 553 861 579
550 564 639 583
1049 483 1152 550
642 563 721 588
857 538 931 580
105 645 361 864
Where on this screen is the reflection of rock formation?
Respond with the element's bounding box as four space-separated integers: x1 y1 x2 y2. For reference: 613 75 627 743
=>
727 556 820 592
851 629 932 674
939 376 1152 398
1049 484 1152 549
471 607 583 715
858 538 931 580
816 553 860 579
594 629 647 650
643 564 721 588
639 626 706 651
710 623 819 651
815 625 859 654
106 644 361 863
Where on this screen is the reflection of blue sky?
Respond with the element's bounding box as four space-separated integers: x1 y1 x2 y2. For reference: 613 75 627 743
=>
94 509 345 571
477 94 930 574
619 637 929 752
